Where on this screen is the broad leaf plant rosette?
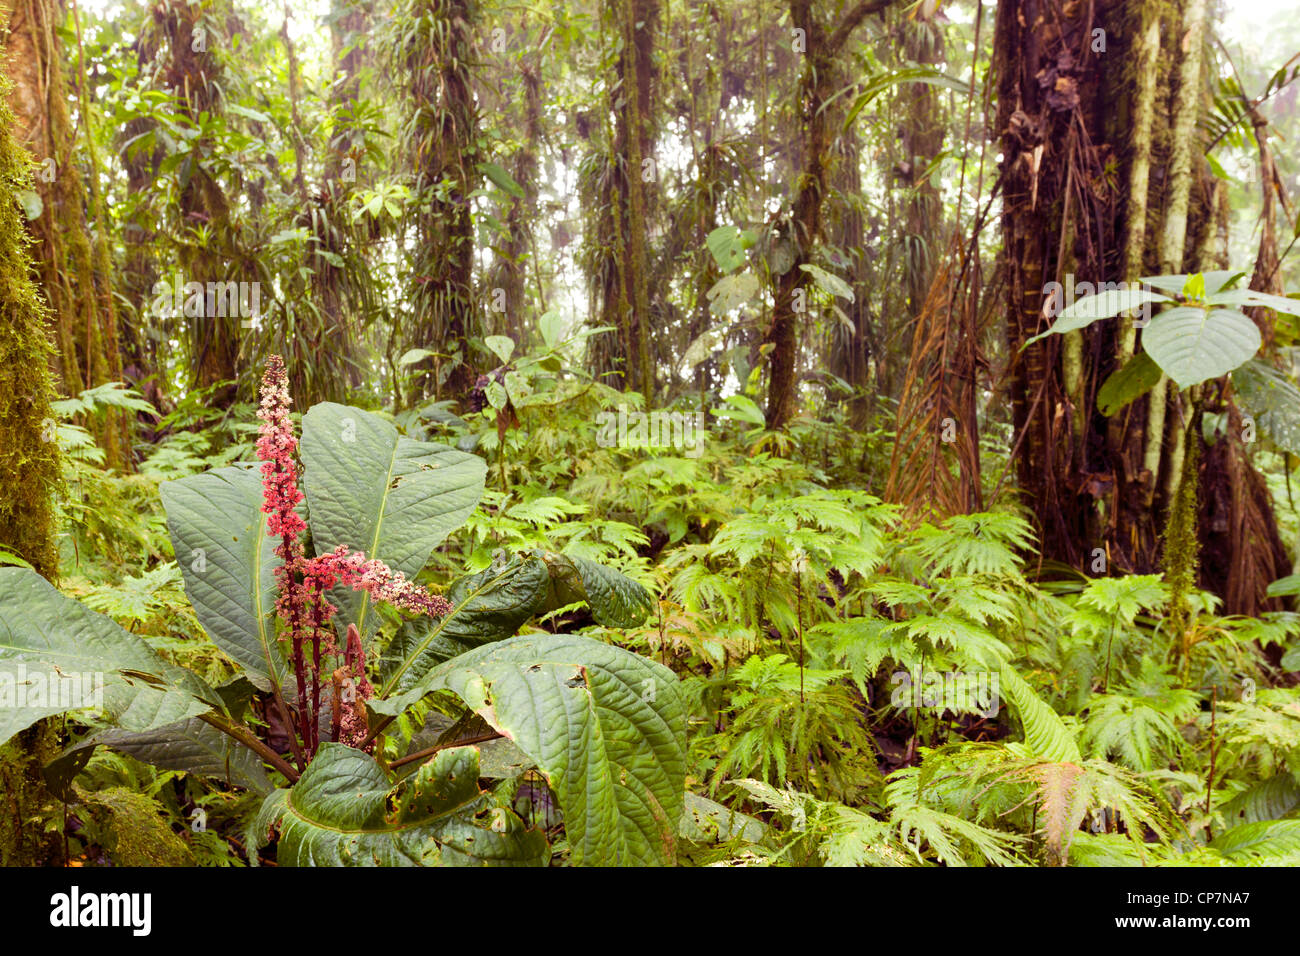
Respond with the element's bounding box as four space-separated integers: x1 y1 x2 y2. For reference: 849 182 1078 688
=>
0 356 687 866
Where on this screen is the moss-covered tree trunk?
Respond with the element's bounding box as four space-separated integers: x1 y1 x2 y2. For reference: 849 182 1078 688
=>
309 0 370 399
584 0 659 395
613 0 657 397
995 0 1288 614
3 0 125 468
404 0 481 404
764 0 894 429
158 0 239 407
0 55 64 867
898 12 944 329
486 34 542 344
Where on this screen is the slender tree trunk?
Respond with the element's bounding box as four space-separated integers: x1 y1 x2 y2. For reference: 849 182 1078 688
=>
594 0 659 396
899 14 944 327
765 0 894 428
827 69 874 427
158 0 238 406
406 0 480 403
489 53 542 341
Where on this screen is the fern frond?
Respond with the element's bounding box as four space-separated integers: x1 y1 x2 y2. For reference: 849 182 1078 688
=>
998 662 1082 763
1209 819 1300 864
1030 762 1088 866
891 804 1027 867
1218 773 1300 826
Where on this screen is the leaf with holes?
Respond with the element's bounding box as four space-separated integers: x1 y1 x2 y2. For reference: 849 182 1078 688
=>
0 569 218 743
254 743 547 866
705 225 754 274
427 634 687 865
706 272 760 314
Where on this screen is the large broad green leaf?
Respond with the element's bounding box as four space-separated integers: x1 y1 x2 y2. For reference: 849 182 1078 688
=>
160 466 286 692
254 742 546 866
705 225 754 274
1232 359 1300 455
374 554 551 710
1097 351 1163 416
1026 288 1171 345
372 551 652 716
426 634 687 866
299 403 487 641
0 569 217 742
1207 288 1300 316
64 719 272 794
541 552 653 628
1142 306 1262 388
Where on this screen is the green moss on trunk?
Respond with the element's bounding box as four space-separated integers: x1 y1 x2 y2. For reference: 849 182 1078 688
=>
0 58 66 866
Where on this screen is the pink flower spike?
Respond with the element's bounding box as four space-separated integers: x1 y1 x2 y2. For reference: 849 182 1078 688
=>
304 547 453 619
256 355 306 547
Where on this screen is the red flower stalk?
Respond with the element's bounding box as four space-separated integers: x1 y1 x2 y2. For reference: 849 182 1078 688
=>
332 623 374 749
257 356 313 753
305 546 453 619
255 356 453 762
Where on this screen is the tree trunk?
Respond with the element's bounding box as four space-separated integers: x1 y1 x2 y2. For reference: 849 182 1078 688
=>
3 0 125 467
158 0 239 407
487 47 542 342
0 55 64 867
402 0 481 405
995 0 1288 614
765 0 894 428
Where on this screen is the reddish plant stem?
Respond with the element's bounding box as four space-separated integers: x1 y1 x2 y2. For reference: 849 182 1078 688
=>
389 731 504 770
199 712 301 783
